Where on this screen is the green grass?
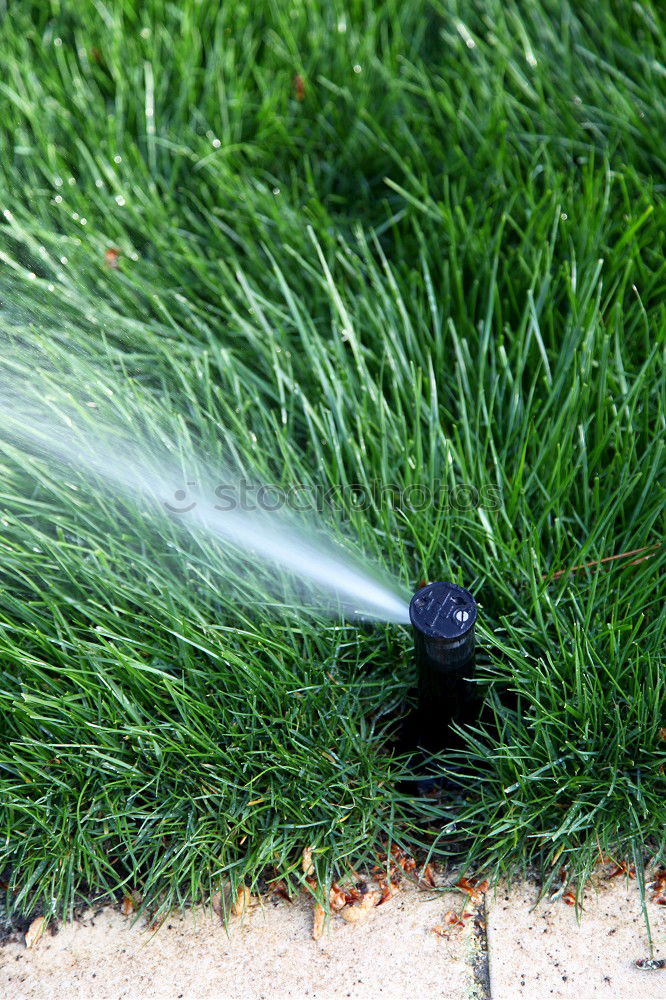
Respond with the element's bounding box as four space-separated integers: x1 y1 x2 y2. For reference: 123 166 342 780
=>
0 0 664 920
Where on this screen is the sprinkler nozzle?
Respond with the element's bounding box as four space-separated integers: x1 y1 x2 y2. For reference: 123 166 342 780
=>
409 582 478 751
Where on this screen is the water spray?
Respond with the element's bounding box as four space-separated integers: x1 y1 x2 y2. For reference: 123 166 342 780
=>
409 581 479 752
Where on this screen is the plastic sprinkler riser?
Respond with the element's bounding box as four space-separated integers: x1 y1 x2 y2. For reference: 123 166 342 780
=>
409 581 478 751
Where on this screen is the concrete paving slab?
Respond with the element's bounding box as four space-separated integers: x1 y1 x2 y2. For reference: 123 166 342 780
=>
486 878 666 1000
0 881 485 1000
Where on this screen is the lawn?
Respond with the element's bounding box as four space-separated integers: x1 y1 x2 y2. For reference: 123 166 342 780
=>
0 0 664 920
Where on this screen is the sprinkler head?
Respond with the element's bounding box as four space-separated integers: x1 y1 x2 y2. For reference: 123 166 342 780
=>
409 582 479 752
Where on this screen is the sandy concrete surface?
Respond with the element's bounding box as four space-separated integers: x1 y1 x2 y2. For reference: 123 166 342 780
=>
487 879 665 1000
1 878 664 999
0 882 485 1000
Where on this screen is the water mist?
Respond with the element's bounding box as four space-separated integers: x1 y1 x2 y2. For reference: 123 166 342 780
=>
0 371 410 625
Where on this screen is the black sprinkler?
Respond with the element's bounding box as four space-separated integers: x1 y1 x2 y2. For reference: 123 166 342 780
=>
409 581 479 753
